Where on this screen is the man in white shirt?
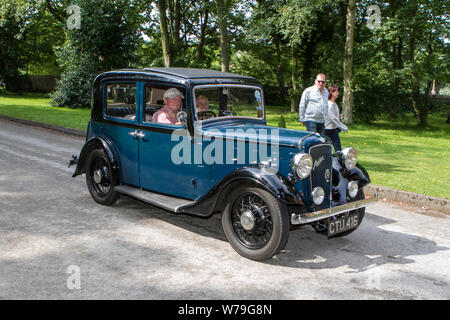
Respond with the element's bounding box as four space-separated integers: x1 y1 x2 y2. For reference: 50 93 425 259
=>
298 73 328 136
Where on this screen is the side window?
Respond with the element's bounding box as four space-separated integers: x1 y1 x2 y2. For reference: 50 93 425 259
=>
143 84 186 126
105 83 137 121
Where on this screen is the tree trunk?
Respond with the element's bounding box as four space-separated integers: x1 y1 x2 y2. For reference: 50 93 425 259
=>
216 0 230 72
275 37 285 99
342 0 355 125
197 7 209 64
408 18 427 126
169 0 183 54
290 48 299 113
158 0 171 67
389 0 401 119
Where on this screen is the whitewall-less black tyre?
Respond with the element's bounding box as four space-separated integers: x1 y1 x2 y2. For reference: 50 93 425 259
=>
222 186 290 261
85 149 120 205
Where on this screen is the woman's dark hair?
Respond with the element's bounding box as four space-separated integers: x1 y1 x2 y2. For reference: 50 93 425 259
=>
328 85 339 100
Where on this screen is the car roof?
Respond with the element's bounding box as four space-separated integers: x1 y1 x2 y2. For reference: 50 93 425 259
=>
109 67 256 81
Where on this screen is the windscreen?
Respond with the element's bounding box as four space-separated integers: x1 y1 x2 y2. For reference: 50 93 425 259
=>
194 85 264 121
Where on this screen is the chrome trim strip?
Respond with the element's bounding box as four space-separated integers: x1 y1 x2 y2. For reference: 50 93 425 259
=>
291 193 378 225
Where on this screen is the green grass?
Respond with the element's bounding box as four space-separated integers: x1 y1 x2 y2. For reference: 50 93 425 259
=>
0 93 90 131
0 93 449 199
265 106 450 199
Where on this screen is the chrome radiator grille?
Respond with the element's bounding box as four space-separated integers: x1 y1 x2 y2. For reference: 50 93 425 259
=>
309 144 333 210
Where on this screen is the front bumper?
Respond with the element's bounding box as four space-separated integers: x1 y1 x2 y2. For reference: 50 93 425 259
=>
290 193 378 225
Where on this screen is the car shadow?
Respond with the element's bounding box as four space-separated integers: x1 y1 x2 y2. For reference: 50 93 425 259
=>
114 196 449 272
267 212 449 272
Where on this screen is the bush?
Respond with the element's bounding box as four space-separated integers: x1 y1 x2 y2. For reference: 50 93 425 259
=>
277 115 286 128
50 54 97 108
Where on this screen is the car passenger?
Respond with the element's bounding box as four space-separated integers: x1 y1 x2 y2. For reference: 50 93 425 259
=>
196 95 209 113
196 95 211 120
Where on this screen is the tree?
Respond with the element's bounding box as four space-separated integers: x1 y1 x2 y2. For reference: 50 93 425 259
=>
157 0 172 66
0 0 64 90
215 0 231 72
342 0 355 124
0 2 23 90
352 0 449 125
51 0 144 108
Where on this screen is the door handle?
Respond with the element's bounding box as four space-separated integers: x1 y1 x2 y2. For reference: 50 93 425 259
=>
128 130 139 138
129 130 148 141
137 131 148 141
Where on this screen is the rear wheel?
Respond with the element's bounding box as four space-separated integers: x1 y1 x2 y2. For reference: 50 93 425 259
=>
222 186 290 261
85 149 120 205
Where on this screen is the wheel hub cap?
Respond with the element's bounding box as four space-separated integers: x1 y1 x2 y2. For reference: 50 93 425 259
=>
240 210 256 231
93 169 103 184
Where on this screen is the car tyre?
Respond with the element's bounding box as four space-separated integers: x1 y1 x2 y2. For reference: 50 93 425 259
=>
222 186 290 261
85 149 120 205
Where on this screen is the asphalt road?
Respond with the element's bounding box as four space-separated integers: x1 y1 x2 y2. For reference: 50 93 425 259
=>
0 119 449 300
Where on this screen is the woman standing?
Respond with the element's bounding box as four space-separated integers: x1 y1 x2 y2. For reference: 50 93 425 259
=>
325 86 348 152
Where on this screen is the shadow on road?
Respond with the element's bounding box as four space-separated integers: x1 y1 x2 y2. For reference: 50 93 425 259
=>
114 197 450 272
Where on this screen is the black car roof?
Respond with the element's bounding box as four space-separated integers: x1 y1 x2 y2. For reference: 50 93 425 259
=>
107 67 256 81
145 68 254 80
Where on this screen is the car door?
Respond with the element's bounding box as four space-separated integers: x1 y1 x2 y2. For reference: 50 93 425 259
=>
101 82 140 187
137 82 212 200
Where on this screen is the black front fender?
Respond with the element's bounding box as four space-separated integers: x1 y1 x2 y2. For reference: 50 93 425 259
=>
331 158 371 205
181 166 304 217
72 137 118 177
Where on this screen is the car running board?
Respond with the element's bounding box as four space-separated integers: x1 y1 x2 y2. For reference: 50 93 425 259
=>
115 185 195 213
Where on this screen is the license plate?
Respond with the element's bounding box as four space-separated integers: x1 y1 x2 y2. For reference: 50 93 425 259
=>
328 213 359 237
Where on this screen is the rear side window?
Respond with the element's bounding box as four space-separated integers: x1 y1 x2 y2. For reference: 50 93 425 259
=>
104 83 137 121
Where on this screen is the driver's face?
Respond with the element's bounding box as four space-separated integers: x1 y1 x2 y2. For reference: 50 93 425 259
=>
164 95 182 111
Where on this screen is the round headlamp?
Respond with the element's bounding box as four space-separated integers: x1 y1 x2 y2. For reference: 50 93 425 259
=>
292 153 313 179
312 187 325 205
347 181 359 198
341 147 357 170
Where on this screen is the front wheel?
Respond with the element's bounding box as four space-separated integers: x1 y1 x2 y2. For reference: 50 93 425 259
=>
221 186 290 261
85 149 120 205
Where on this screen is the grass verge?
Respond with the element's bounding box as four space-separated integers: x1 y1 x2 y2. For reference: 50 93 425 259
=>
0 93 90 131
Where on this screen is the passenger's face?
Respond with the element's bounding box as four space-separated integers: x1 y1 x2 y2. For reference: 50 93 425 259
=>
196 98 209 112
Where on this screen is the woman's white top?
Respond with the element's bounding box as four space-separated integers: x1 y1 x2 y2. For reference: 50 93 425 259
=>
325 101 348 132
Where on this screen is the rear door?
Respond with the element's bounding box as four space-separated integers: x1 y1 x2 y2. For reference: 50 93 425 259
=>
101 82 140 187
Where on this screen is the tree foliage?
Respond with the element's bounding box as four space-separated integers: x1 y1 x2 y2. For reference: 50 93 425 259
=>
0 0 448 125
50 0 144 108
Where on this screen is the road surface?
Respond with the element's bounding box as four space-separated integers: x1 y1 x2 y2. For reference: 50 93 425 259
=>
0 119 449 299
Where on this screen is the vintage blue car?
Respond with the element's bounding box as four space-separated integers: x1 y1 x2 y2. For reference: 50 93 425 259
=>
69 68 378 261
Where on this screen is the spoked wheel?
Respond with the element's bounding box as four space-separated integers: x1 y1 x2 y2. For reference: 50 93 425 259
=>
222 186 289 261
85 149 119 205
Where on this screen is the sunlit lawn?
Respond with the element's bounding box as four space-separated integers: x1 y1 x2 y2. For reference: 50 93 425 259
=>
0 93 448 199
0 93 90 131
266 106 450 199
